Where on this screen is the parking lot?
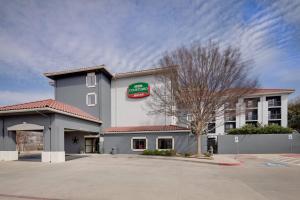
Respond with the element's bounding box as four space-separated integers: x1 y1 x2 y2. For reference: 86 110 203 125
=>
0 154 299 200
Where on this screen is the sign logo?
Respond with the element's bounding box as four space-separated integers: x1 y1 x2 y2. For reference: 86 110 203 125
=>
127 82 150 98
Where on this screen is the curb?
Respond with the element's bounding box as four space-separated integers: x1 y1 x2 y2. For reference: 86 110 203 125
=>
133 155 242 166
218 162 241 166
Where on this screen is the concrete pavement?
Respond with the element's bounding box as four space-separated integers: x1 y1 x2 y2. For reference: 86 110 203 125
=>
0 154 299 200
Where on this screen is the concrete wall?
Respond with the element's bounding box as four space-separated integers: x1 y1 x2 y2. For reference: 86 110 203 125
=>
103 132 205 154
64 131 87 154
0 119 3 151
0 114 51 151
54 72 112 130
0 113 100 152
55 74 100 119
99 73 111 131
111 75 172 127
217 133 300 154
50 114 100 151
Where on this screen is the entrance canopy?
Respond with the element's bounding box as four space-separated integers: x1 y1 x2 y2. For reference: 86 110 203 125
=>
8 123 44 131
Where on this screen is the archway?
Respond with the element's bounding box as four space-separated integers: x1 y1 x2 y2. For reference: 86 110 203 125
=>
7 123 44 162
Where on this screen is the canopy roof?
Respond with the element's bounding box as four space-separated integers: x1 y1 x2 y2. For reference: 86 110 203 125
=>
0 99 101 123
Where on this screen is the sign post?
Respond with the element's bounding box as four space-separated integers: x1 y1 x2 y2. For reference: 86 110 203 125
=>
288 134 293 153
234 136 239 155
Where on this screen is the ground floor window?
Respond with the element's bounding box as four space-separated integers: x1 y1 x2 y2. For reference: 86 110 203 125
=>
156 137 174 150
131 137 147 151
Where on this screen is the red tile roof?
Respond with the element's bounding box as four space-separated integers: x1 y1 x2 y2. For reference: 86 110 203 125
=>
105 125 190 133
0 99 101 123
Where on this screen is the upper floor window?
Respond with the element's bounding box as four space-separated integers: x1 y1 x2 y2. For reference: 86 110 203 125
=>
266 96 281 107
86 93 97 106
244 98 259 108
186 114 193 122
86 72 96 88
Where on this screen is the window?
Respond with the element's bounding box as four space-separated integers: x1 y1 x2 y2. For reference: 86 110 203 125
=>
131 137 147 151
207 122 216 134
267 96 281 107
186 114 192 122
86 93 97 106
86 72 96 87
156 137 174 150
225 122 236 132
244 98 259 108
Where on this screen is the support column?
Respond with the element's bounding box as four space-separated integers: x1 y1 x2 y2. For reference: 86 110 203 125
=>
215 105 224 135
42 123 65 163
261 96 269 126
281 94 288 127
237 98 245 128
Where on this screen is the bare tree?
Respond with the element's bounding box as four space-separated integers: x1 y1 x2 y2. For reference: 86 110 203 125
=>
16 131 29 152
288 96 300 132
149 42 258 155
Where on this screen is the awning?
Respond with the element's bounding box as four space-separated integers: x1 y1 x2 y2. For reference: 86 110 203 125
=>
7 123 44 131
84 134 100 138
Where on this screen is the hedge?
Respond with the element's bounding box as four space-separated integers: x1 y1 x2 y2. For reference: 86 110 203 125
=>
227 124 293 135
142 149 176 156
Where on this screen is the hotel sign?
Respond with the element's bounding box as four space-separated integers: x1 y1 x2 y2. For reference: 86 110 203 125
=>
127 82 150 98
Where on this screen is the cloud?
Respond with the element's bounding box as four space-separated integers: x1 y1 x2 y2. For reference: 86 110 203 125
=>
0 90 53 106
0 0 300 98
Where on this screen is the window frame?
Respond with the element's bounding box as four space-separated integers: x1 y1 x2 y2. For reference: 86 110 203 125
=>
86 72 97 88
156 136 174 150
86 92 97 106
131 137 148 151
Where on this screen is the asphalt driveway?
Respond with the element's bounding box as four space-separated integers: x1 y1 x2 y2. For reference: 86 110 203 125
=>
0 154 299 200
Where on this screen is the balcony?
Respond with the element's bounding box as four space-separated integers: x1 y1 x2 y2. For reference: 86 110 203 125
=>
268 100 281 107
225 115 236 122
244 98 259 108
269 113 281 120
245 102 258 108
246 114 258 121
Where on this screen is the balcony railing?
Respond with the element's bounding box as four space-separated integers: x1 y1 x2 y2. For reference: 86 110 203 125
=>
225 116 236 121
245 102 258 108
268 100 281 107
269 113 281 120
246 114 258 121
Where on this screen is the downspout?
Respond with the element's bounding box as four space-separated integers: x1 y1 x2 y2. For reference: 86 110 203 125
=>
98 74 102 153
115 78 117 126
2 118 5 152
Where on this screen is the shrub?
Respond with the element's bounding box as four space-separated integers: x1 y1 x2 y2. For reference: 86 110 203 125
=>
184 152 192 157
142 149 176 156
203 152 212 157
228 124 293 135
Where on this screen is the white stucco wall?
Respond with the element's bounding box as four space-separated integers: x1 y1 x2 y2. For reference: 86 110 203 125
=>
281 94 288 127
215 94 290 134
111 73 291 131
111 75 172 127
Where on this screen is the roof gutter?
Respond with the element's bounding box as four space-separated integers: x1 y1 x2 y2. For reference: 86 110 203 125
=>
104 130 191 134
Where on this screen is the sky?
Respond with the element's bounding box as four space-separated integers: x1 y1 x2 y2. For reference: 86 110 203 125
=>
0 0 300 105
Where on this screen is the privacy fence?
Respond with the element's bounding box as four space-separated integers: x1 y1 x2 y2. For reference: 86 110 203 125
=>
215 133 300 154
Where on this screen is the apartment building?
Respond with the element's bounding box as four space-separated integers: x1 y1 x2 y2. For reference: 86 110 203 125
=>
0 65 294 162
